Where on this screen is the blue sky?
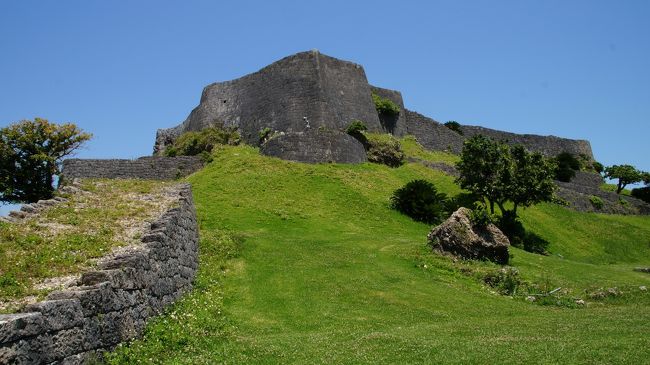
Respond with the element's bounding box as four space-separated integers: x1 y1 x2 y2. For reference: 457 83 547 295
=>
1 1 649 208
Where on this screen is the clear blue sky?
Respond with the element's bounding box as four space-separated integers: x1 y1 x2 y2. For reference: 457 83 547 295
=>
1 1 648 168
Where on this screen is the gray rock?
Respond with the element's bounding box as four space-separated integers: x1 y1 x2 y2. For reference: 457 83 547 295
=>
427 207 510 264
23 299 83 332
261 129 367 164
0 313 44 344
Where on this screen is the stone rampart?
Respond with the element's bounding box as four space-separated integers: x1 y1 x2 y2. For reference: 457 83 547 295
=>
155 50 383 151
62 156 204 181
370 86 408 136
403 109 465 154
460 125 594 159
260 130 367 164
0 184 199 364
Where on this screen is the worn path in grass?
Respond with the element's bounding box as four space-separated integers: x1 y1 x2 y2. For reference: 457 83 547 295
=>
108 146 650 364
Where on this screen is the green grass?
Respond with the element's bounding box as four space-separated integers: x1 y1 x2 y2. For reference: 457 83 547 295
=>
103 145 650 364
399 135 460 165
601 183 632 196
0 179 174 310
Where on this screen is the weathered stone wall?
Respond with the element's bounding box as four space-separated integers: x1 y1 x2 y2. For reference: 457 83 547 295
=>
460 125 594 159
155 50 383 152
62 156 204 181
369 86 408 136
403 109 465 154
0 184 199 364
260 130 367 164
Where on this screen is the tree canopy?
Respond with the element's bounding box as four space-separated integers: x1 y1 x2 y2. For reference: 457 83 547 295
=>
455 135 556 216
0 118 91 204
603 164 645 194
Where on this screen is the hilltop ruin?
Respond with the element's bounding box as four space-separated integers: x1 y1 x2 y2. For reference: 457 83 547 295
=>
154 50 594 162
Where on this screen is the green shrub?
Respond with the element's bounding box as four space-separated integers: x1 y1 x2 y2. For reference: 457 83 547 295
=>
164 124 240 157
592 161 604 174
589 195 604 209
345 120 367 135
371 93 400 116
366 134 405 167
345 120 369 147
259 127 272 144
619 197 629 206
631 186 650 203
483 267 522 296
390 180 449 225
554 152 581 182
444 121 464 135
469 203 494 228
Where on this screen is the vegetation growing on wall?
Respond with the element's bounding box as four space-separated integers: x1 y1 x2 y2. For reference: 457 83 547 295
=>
371 92 401 116
444 121 464 135
164 123 240 161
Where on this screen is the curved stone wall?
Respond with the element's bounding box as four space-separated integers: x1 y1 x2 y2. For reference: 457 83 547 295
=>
403 109 465 154
0 184 199 364
155 50 383 151
260 130 367 164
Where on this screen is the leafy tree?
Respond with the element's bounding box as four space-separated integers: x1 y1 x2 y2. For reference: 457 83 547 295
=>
0 118 91 204
554 152 581 182
604 165 644 194
456 135 556 216
455 135 510 214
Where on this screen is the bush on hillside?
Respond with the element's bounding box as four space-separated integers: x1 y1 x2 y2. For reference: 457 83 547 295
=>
391 180 449 225
468 202 494 228
164 123 240 160
371 92 401 116
631 186 650 204
366 134 405 167
554 152 581 182
444 121 464 135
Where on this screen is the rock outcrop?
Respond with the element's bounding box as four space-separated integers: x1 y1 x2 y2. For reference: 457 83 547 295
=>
427 208 510 264
260 129 367 164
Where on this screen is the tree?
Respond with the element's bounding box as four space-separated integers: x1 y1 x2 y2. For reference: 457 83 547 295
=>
455 135 510 214
456 135 556 217
0 118 91 204
603 165 644 194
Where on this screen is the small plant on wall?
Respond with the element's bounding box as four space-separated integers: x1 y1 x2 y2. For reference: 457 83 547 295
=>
372 92 400 116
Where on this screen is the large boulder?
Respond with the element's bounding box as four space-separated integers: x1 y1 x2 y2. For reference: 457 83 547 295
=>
427 207 510 264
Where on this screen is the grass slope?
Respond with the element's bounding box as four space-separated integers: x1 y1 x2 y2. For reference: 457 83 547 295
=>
108 145 650 364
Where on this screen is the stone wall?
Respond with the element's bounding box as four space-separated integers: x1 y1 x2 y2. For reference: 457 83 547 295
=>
460 125 594 159
155 50 383 151
62 156 204 181
369 86 408 136
260 130 367 164
403 109 465 154
0 184 199 364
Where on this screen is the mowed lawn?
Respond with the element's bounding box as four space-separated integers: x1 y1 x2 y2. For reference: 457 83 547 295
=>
107 145 650 364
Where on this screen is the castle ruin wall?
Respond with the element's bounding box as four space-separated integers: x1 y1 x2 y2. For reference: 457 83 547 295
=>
0 184 199 364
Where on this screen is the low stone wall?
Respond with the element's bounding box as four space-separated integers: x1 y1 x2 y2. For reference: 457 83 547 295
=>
62 156 204 181
555 181 650 215
0 184 199 364
460 125 594 159
570 171 603 189
260 129 367 164
403 109 465 154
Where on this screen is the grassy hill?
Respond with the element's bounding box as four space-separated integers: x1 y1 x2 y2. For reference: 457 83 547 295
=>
107 145 650 364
